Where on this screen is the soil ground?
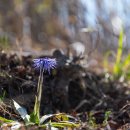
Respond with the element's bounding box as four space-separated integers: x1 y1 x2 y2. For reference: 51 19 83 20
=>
0 50 130 130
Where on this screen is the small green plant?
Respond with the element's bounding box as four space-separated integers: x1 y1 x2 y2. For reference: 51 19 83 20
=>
103 111 111 126
104 28 130 81
30 57 57 124
9 57 80 129
88 112 97 128
87 111 111 129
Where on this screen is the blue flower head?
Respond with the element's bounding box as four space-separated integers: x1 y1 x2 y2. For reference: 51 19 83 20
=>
33 57 57 74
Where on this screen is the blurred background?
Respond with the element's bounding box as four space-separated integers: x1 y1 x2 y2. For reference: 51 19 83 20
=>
0 0 130 56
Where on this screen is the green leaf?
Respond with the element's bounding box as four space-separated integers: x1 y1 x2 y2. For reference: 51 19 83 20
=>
0 116 13 123
114 28 124 76
30 112 39 124
122 54 130 71
50 121 81 128
55 113 69 121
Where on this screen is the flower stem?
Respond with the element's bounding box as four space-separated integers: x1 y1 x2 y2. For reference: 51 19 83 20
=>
34 67 44 120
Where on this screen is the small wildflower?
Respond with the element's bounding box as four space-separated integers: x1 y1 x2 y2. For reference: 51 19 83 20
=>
33 57 57 73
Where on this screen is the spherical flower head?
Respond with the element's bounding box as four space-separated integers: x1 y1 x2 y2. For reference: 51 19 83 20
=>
33 57 57 74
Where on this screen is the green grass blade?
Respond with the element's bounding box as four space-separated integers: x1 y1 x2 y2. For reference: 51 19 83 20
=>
122 54 130 70
114 28 124 75
0 116 13 123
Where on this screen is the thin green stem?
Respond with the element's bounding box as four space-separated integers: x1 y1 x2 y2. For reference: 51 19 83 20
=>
34 66 44 120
